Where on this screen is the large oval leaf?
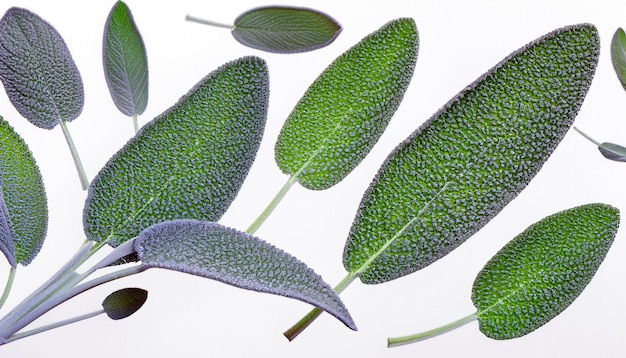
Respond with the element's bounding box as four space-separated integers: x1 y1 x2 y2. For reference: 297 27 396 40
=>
343 24 600 284
0 117 47 266
0 7 83 129
83 56 269 246
232 6 341 53
134 220 356 330
275 18 418 190
473 203 619 339
103 1 148 117
611 27 626 91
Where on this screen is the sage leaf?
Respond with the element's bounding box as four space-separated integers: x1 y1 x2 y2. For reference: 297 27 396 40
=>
611 27 626 91
598 142 626 162
231 6 341 53
343 24 599 284
103 1 148 117
275 18 418 190
0 7 84 129
102 287 148 320
83 56 269 246
0 117 47 266
388 203 619 346
134 220 356 330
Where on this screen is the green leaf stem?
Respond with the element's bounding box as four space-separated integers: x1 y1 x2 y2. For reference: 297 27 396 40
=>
275 18 418 190
83 56 269 247
388 203 620 346
135 220 356 330
572 126 626 162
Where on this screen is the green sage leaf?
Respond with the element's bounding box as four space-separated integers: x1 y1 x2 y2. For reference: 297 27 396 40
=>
103 1 148 117
0 7 84 129
343 24 600 284
83 56 269 246
275 18 418 190
611 27 626 91
598 142 626 162
232 6 341 53
135 220 356 330
473 203 619 339
102 287 148 320
0 117 47 266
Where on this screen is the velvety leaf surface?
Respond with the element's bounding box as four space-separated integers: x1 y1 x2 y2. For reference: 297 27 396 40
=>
275 18 418 190
0 117 47 266
343 24 600 284
102 287 148 320
611 27 626 91
473 204 619 339
103 1 148 117
232 6 341 53
135 220 356 330
0 7 83 129
83 57 269 246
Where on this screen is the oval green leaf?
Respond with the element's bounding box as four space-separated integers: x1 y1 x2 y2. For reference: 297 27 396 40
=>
103 1 148 117
598 141 626 162
0 7 84 129
0 117 48 266
343 24 600 284
83 56 269 246
232 6 341 53
102 287 148 320
134 220 356 330
473 203 619 339
611 27 626 91
275 18 418 190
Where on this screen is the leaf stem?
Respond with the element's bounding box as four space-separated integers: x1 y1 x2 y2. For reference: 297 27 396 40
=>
0 267 16 310
246 175 298 234
133 114 139 134
185 15 233 29
573 126 601 146
387 312 478 347
59 120 89 190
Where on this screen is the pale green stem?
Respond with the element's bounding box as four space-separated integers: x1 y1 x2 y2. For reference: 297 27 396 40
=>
5 308 105 344
59 120 89 190
185 15 233 29
246 175 298 235
0 267 16 310
133 114 139 134
387 312 478 347
573 126 601 146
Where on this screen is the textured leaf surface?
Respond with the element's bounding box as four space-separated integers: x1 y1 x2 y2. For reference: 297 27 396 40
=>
232 6 341 53
102 287 148 320
0 7 83 129
611 28 626 91
275 18 418 190
0 117 47 266
343 24 600 284
473 203 619 339
83 57 269 246
103 1 148 117
135 220 356 330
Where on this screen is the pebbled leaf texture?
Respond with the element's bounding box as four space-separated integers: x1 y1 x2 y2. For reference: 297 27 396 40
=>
0 117 47 266
0 7 84 129
232 6 341 53
343 24 600 284
135 220 356 330
102 287 148 320
611 27 626 91
103 1 148 117
83 56 269 246
275 18 418 190
473 203 619 339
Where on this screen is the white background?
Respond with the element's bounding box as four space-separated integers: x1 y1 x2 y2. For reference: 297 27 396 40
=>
1 0 625 357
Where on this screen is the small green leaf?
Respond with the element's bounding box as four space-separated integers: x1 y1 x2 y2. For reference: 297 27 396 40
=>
83 56 269 246
102 287 148 320
0 117 48 266
0 7 84 129
473 204 619 339
598 142 626 162
343 24 599 284
231 6 341 53
103 1 148 117
275 18 418 190
611 28 626 91
134 220 356 330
